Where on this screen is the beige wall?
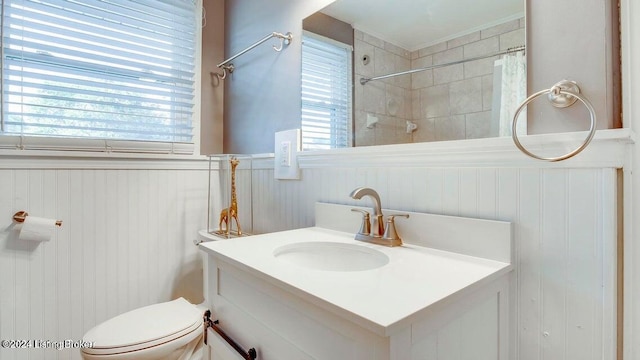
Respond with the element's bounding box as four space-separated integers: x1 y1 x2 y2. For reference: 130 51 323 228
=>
527 0 618 133
200 0 225 155
303 12 353 47
223 0 335 154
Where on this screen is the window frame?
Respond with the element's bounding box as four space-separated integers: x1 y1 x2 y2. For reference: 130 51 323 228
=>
0 0 203 157
301 30 353 151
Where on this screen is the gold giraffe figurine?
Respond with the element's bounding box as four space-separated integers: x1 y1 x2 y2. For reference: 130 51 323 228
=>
219 157 242 236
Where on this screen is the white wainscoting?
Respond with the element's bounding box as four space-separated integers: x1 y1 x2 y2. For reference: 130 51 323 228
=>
0 129 626 360
251 147 620 360
0 164 209 360
253 128 627 360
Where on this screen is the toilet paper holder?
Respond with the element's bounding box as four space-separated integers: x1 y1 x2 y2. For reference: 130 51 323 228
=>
13 211 63 227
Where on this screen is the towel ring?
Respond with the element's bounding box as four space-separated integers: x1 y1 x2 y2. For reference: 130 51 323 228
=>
512 80 597 162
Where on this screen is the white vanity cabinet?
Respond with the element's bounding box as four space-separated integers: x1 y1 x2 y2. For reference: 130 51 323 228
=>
203 251 509 360
199 203 512 360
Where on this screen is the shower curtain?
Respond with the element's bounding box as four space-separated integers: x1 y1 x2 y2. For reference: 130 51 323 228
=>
498 51 527 137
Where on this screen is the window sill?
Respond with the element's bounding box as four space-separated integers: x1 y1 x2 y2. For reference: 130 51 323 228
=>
0 149 210 170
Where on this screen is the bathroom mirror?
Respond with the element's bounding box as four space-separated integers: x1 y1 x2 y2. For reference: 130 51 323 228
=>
301 0 525 149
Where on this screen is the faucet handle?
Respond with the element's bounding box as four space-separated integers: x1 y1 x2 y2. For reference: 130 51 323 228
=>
351 208 371 236
382 214 409 243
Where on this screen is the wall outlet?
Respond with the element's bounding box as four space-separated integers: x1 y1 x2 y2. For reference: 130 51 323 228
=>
280 141 291 167
274 129 300 180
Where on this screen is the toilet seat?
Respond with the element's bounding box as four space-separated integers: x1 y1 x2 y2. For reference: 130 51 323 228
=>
82 297 202 356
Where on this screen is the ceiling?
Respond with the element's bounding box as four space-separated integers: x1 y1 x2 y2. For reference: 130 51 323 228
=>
320 0 524 51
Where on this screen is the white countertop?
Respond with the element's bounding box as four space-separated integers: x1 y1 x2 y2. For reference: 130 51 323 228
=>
199 226 512 337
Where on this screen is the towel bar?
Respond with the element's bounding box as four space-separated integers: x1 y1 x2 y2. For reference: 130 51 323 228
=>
203 310 257 360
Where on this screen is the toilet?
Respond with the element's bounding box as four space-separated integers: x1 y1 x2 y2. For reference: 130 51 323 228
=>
81 297 204 360
81 233 219 359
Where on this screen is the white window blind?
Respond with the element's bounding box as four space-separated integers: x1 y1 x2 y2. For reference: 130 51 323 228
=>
0 0 197 154
301 32 352 150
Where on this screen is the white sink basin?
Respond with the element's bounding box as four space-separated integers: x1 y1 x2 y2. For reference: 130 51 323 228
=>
273 241 389 271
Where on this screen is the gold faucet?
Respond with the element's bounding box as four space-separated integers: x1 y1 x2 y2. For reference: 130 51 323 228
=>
349 187 409 247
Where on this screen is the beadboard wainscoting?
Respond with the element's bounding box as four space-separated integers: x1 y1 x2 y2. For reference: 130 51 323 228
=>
249 131 626 360
0 160 210 360
252 165 618 360
0 129 628 360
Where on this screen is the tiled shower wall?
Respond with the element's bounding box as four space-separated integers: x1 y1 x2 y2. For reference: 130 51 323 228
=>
353 30 412 146
354 18 525 145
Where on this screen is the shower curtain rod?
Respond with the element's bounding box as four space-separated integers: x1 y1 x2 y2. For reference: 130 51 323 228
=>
360 45 525 85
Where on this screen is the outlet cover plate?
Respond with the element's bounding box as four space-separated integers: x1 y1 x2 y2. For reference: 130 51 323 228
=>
274 129 300 180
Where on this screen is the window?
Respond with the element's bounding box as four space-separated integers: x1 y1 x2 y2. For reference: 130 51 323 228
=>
301 31 352 150
0 0 198 154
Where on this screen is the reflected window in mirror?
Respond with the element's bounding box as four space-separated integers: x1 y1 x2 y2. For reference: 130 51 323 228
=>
301 31 353 150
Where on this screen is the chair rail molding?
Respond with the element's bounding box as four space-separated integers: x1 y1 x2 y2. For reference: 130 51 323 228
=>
297 129 634 169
